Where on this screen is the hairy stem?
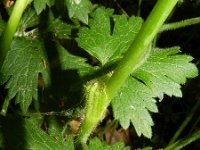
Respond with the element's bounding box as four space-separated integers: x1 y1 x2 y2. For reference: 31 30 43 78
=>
76 77 110 149
106 0 179 100
160 17 200 32
0 0 30 67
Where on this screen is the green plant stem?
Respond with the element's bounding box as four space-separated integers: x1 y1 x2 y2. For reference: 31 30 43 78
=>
0 0 30 115
168 97 200 145
108 121 118 144
164 129 200 150
137 0 142 16
0 0 30 67
76 77 110 149
100 120 116 137
160 17 200 32
105 0 179 100
0 97 11 116
76 0 179 148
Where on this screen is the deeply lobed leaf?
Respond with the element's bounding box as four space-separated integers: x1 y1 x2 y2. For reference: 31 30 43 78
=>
132 47 198 99
76 7 143 65
0 37 93 113
112 77 158 138
0 38 48 113
76 7 198 139
112 47 198 138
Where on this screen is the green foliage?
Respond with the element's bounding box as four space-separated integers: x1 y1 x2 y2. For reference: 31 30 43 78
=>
0 36 93 113
17 7 39 33
65 0 92 24
132 47 198 99
112 77 157 138
76 7 198 138
112 47 198 138
34 0 55 14
0 0 199 149
48 18 72 39
0 16 5 36
77 7 143 65
0 38 48 113
0 116 74 150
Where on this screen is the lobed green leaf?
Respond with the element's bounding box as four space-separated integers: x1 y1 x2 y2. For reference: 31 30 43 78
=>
112 47 198 138
76 7 143 65
112 77 158 138
132 47 198 99
0 38 48 113
0 37 93 113
65 0 92 24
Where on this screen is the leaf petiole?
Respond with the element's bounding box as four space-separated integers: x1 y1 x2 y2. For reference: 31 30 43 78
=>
160 17 200 32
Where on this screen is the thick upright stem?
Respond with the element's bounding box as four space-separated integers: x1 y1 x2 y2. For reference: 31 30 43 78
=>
105 0 179 100
0 0 30 67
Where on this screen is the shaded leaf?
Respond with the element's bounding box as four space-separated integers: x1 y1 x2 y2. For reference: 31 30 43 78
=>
0 15 5 36
48 18 72 39
0 37 93 113
0 116 74 150
65 0 92 24
34 0 55 14
0 38 48 113
16 7 39 37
